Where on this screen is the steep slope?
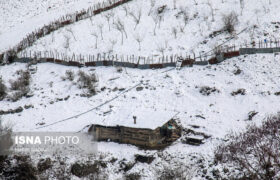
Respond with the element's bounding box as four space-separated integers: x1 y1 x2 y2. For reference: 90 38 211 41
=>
0 0 105 51
20 0 280 57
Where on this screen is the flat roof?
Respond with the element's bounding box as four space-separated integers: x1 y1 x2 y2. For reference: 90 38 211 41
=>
92 108 177 130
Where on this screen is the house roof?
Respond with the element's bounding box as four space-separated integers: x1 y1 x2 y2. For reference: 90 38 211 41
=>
92 108 177 130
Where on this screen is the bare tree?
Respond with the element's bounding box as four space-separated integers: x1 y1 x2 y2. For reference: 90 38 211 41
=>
222 12 238 34
215 114 280 180
129 8 142 30
183 12 189 28
98 24 104 40
91 32 98 49
152 14 159 36
0 77 7 100
0 117 13 155
66 28 77 41
172 27 178 39
157 6 166 29
121 5 129 16
63 35 70 50
164 39 169 49
178 7 189 31
113 18 127 45
51 32 55 43
134 33 144 51
110 39 117 51
104 12 114 31
173 0 177 9
240 0 245 15
148 0 156 16
157 44 166 56
207 0 215 22
179 25 185 33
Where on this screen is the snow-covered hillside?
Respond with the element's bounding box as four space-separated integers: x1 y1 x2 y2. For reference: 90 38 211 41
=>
1 54 280 134
1 0 280 179
0 0 104 52
1 53 280 178
15 0 280 57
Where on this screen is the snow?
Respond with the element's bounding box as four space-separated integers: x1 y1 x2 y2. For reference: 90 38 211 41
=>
10 0 280 58
1 53 279 136
0 0 105 52
1 0 280 178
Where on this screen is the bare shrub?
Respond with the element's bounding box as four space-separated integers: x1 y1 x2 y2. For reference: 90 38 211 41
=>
148 0 156 16
9 88 30 102
113 18 127 45
77 71 98 96
231 88 246 96
172 27 178 39
9 70 31 101
116 66 123 73
10 70 30 91
91 32 98 49
0 117 13 155
199 86 220 96
71 161 108 179
157 164 196 180
129 8 142 30
0 155 37 180
222 12 238 34
0 77 7 100
63 70 75 81
125 173 141 180
134 33 144 51
215 114 280 179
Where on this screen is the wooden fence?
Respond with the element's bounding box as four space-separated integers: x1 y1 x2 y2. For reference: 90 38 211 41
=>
0 0 133 63
14 39 280 68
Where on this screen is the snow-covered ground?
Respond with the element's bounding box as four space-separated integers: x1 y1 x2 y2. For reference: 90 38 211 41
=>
0 0 105 52
1 53 280 178
1 0 280 179
14 0 280 58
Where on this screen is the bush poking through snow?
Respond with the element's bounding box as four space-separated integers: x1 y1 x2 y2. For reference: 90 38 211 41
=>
10 70 30 91
215 113 280 179
65 70 75 81
231 88 246 96
9 89 30 102
0 77 7 100
199 86 220 96
274 92 280 96
222 12 238 34
8 70 31 101
157 164 196 180
0 155 37 180
0 117 13 155
125 173 141 180
77 70 98 96
116 66 123 73
70 161 108 178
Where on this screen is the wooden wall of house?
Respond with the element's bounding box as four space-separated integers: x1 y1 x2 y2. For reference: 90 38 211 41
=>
88 119 181 149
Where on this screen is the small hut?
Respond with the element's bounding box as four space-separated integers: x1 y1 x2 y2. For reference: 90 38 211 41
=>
88 119 181 149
